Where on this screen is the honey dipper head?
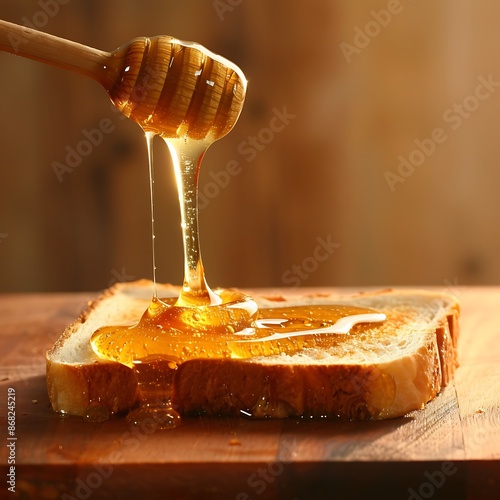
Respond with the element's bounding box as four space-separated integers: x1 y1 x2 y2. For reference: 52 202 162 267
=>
107 36 247 141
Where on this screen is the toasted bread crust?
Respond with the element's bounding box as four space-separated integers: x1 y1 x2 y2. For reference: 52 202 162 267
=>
172 309 458 420
46 282 145 415
173 361 388 419
46 359 139 416
46 283 459 420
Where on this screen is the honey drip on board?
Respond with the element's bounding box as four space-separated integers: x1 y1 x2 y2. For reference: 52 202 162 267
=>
90 38 385 427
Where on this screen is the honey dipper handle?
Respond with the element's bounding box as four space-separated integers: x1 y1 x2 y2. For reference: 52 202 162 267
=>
0 19 114 87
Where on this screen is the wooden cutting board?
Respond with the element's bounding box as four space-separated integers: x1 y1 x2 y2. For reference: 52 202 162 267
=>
0 287 499 499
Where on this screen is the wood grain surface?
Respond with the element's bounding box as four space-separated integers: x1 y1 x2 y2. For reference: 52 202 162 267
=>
0 287 499 499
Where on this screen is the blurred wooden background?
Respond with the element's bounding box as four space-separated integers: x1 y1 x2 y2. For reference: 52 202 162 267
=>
1 0 500 292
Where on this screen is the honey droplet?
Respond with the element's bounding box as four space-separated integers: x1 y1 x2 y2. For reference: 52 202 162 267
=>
83 403 110 423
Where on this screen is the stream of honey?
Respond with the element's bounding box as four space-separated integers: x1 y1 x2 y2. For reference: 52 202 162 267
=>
89 38 385 426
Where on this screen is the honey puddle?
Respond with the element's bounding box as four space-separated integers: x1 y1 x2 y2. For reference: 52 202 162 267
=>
89 37 385 426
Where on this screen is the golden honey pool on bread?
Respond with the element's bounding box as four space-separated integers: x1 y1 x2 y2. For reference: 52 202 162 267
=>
46 281 459 420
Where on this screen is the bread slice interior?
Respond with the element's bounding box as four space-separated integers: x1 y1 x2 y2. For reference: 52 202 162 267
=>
46 281 459 420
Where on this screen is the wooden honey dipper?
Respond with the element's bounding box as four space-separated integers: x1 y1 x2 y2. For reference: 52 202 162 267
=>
0 19 247 141
0 18 249 310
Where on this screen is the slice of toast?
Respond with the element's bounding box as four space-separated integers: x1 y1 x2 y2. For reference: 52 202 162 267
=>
46 281 459 420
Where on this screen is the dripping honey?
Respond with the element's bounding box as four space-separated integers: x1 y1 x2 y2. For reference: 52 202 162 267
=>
88 36 385 425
